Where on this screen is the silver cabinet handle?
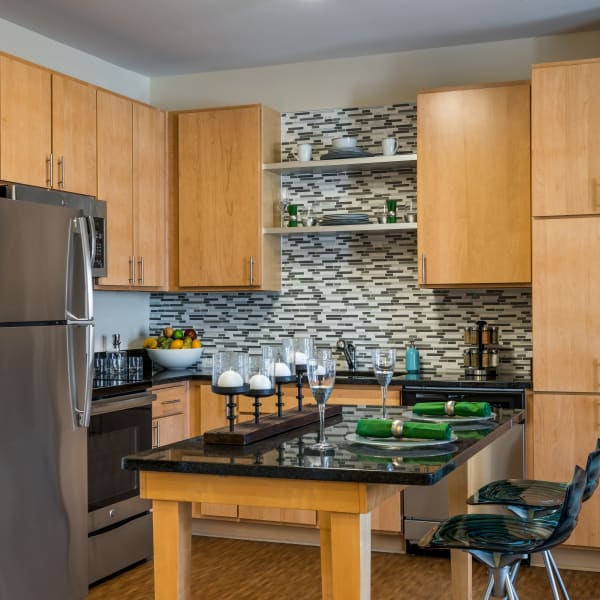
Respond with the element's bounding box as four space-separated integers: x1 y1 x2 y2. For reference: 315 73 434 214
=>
249 255 254 285
138 256 144 285
58 155 65 189
46 153 53 188
129 256 136 284
421 254 427 284
161 399 181 405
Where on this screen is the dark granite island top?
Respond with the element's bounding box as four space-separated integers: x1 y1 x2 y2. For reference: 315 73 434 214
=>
123 405 524 486
123 406 524 600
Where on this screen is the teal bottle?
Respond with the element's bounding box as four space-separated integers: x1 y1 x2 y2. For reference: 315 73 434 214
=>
405 337 420 373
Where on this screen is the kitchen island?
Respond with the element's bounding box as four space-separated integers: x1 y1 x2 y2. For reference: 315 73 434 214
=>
123 405 525 599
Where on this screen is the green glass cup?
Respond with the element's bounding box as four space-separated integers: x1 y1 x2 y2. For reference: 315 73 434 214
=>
287 203 298 227
386 199 397 223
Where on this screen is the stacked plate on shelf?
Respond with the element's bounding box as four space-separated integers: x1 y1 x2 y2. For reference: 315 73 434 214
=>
320 147 374 160
321 213 370 226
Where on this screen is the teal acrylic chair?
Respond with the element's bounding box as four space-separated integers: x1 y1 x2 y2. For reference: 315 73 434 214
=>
467 440 600 600
419 465 587 600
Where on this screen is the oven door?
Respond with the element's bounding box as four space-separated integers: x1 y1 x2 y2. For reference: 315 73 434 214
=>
88 392 154 525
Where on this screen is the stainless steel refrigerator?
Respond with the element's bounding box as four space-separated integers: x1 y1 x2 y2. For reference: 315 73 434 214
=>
0 185 96 599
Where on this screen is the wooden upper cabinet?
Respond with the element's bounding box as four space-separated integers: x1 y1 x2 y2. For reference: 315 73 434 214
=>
532 216 600 393
532 58 600 217
51 73 97 196
133 102 167 287
0 55 52 187
96 90 134 287
417 81 531 287
177 104 281 290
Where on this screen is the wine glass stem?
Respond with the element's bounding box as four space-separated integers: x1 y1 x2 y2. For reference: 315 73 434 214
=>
380 385 388 419
318 403 326 445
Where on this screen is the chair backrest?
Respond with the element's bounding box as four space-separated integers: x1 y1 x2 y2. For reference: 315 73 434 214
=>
539 465 587 551
583 439 600 501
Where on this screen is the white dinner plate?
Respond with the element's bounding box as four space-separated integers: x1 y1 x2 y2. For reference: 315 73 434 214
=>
345 432 458 449
404 411 496 424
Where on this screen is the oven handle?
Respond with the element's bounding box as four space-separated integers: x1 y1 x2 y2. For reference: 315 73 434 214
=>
91 392 156 416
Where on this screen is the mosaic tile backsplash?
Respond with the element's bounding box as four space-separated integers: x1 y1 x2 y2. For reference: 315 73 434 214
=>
150 104 532 375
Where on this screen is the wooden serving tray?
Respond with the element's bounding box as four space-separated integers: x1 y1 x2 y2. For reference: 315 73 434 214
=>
203 404 342 445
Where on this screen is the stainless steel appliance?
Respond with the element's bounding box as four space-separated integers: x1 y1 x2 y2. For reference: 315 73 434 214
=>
401 385 525 551
0 183 108 278
0 188 95 598
88 381 155 584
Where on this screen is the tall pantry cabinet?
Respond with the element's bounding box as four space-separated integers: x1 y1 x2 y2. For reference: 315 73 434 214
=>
530 58 600 549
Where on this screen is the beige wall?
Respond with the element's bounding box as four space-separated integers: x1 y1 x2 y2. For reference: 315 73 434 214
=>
0 18 150 101
150 29 600 112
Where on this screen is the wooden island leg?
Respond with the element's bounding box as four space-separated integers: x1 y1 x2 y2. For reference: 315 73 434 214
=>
447 463 472 600
152 500 192 600
318 510 371 600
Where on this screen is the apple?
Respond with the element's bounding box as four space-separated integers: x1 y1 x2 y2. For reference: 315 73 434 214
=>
184 328 197 340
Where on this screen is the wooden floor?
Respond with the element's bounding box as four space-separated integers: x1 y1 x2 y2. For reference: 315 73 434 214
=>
88 536 600 599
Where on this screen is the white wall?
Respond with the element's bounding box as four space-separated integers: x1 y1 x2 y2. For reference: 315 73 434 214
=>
94 292 150 351
0 18 150 101
150 29 600 111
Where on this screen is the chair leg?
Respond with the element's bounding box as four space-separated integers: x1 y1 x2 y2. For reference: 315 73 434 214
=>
489 566 513 599
505 574 520 600
542 550 570 600
481 572 494 600
547 550 570 600
509 559 521 583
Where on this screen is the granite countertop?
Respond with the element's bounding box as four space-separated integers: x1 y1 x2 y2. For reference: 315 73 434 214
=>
122 405 525 486
148 366 531 390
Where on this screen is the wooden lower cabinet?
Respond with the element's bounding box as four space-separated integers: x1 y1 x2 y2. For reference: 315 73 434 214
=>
528 393 600 548
151 382 189 448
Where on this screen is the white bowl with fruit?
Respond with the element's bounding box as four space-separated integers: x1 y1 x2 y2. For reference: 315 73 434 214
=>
144 327 203 370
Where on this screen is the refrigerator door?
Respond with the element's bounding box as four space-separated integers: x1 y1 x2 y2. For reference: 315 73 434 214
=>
0 325 88 599
0 196 80 323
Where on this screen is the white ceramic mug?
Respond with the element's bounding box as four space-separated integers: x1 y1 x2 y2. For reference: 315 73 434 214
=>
297 143 312 162
382 137 398 156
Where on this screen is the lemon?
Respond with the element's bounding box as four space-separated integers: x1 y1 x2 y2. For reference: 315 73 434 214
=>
170 339 184 350
143 337 158 349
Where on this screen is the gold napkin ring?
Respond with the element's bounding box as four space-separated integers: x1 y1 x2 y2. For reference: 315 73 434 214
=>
445 400 456 416
391 420 404 438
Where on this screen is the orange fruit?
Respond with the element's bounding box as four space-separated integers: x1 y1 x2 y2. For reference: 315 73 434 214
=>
191 339 202 348
170 339 184 349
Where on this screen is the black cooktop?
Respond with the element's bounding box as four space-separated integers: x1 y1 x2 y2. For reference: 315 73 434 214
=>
92 376 153 400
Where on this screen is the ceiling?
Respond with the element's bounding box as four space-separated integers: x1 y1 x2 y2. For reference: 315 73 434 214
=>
1 0 599 77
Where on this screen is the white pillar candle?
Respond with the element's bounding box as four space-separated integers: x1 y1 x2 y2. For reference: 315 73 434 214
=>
249 373 272 390
217 369 243 388
295 351 307 366
274 362 292 377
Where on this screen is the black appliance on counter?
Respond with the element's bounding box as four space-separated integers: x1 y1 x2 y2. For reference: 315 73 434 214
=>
401 383 526 552
88 371 155 584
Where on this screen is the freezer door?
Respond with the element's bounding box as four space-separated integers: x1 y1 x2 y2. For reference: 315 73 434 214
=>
0 325 88 599
0 197 79 322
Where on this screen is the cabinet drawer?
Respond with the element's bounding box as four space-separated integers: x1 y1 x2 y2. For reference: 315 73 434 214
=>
152 384 187 418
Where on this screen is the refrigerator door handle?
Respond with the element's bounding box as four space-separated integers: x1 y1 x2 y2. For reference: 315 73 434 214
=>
66 216 94 322
87 215 97 270
68 323 94 428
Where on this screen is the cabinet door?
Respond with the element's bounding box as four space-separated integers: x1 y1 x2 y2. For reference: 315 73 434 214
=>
51 73 97 196
529 393 600 548
178 105 262 287
532 59 600 217
329 385 401 407
153 413 187 448
132 102 167 288
532 216 600 393
96 90 133 287
0 56 51 187
417 82 531 287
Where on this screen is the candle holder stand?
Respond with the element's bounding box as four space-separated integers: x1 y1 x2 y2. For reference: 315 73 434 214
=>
211 385 249 432
275 374 296 417
244 387 275 424
295 366 306 411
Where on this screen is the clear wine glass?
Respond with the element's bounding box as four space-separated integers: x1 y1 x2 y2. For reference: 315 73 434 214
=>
372 348 396 419
306 349 336 451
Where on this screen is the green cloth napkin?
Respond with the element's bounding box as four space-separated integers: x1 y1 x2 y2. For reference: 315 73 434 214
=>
355 419 452 440
412 401 491 417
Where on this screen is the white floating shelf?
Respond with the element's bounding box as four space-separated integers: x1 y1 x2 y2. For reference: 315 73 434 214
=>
263 153 417 175
264 222 417 235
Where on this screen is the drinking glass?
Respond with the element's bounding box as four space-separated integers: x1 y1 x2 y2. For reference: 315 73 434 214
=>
306 349 336 451
372 348 396 419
